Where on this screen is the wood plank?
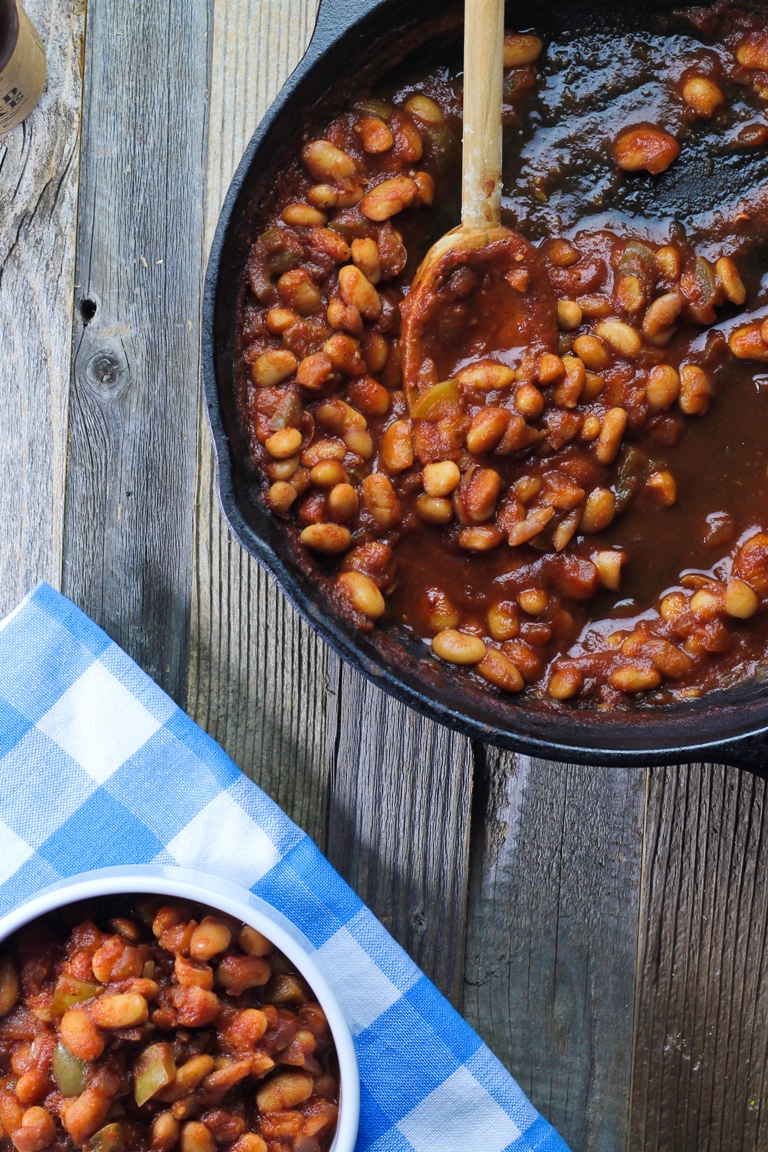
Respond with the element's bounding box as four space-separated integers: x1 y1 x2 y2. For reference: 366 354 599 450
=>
61 0 212 701
187 443 329 843
629 763 768 1152
324 656 474 1006
187 0 329 840
0 0 85 616
464 749 647 1149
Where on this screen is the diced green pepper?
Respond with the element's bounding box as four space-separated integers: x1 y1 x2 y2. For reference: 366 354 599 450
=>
351 97 392 119
693 256 716 305
410 379 461 421
618 241 656 283
327 220 355 243
614 445 648 513
264 973 307 1005
328 218 369 241
52 1041 88 1097
132 1042 176 1107
422 124 460 176
84 1125 125 1152
51 975 101 1014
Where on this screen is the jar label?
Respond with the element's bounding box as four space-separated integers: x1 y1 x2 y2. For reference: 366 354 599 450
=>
0 1 46 131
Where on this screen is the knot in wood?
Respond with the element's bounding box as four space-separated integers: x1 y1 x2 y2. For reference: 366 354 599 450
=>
84 346 130 400
411 908 427 933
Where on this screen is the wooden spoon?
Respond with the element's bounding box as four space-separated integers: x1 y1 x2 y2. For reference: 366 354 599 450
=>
400 0 557 417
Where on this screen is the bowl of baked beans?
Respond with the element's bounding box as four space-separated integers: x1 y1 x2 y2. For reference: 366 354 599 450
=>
0 869 359 1152
203 0 768 768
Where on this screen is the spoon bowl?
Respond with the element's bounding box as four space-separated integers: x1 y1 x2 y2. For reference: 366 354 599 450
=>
400 224 558 404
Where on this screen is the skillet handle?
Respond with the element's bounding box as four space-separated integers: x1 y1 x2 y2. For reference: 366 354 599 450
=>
715 729 768 780
308 0 392 56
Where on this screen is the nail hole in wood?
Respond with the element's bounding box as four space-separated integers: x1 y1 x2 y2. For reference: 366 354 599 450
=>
80 297 98 323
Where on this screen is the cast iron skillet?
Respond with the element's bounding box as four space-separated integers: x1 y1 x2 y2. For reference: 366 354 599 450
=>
202 0 768 774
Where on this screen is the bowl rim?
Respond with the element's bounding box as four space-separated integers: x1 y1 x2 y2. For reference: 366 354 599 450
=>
0 865 360 1152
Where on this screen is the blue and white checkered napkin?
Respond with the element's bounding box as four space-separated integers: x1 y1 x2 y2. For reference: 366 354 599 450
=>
0 583 569 1152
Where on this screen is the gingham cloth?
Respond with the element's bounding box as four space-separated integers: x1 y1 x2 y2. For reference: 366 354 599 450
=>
0 583 569 1152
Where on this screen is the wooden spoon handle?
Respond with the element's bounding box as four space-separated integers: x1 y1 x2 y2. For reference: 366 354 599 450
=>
461 0 505 231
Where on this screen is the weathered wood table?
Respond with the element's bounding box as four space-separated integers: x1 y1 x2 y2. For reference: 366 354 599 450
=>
3 1 767 1148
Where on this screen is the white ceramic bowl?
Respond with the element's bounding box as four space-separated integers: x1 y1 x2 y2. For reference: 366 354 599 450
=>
0 865 359 1152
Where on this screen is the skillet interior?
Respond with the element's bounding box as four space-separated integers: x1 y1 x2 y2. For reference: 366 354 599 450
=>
203 0 768 769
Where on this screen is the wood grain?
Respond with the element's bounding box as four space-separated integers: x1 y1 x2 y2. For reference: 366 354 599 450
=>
61 0 212 702
629 763 768 1152
325 656 474 1006
187 0 329 840
187 438 329 844
464 749 647 1150
461 0 504 229
0 0 85 616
